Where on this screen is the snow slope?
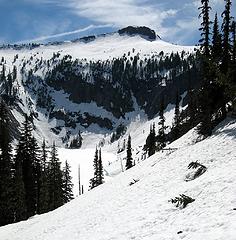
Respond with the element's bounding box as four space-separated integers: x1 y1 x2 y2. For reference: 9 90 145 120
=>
58 99 185 195
1 118 235 240
0 34 195 61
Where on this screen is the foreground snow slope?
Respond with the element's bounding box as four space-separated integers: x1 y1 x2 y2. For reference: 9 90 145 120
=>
1 118 236 240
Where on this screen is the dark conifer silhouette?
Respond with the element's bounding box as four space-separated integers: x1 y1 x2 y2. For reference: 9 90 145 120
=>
126 135 133 170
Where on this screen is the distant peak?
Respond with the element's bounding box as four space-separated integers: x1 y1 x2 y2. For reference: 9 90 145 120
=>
118 26 160 41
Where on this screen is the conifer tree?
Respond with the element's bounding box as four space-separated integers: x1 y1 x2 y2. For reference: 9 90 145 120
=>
171 91 181 141
62 160 74 204
231 20 236 84
39 140 50 214
221 0 232 74
1 64 6 82
212 13 222 64
232 21 236 65
30 136 41 214
97 149 104 185
89 148 99 189
13 65 17 81
12 158 27 222
187 70 197 128
15 115 36 218
125 135 133 170
197 0 213 136
157 97 167 150
229 20 236 109
89 148 104 189
144 123 156 157
0 101 14 226
198 0 212 57
48 142 63 210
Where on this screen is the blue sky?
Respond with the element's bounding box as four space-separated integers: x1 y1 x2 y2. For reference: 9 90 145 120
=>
0 0 235 45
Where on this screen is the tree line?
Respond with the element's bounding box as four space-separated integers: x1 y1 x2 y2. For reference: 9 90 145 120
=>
0 101 73 226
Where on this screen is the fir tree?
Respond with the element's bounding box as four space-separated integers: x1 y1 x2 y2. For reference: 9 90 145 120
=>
38 140 50 214
212 13 222 64
15 115 36 218
12 158 27 222
13 65 17 81
144 123 156 157
62 160 74 204
198 0 212 57
0 101 14 226
229 20 236 109
30 137 41 214
232 21 236 65
187 70 197 128
126 135 133 170
1 64 6 82
221 0 232 74
48 143 63 210
97 149 104 185
197 0 214 136
157 97 167 150
171 91 181 141
89 148 99 189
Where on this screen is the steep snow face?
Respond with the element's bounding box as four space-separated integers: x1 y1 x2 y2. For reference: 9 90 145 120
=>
1 118 235 240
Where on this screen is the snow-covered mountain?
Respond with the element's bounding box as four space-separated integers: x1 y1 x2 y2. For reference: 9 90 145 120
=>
0 26 198 147
0 118 235 240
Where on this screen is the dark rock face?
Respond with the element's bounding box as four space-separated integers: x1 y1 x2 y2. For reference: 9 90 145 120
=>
118 26 158 41
49 110 113 131
0 97 20 140
73 35 96 43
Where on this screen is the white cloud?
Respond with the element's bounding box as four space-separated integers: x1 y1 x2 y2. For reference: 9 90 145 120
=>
59 0 177 38
17 24 111 43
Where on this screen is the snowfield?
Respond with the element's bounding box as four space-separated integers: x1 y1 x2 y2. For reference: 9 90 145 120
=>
0 118 235 240
0 33 195 61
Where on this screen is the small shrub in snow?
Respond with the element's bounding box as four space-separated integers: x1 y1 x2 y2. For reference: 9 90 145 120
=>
169 194 195 209
129 179 139 186
185 161 207 181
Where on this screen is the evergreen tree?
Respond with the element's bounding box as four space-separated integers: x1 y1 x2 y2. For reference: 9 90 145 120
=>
89 148 99 189
212 13 222 64
144 123 156 157
0 101 14 226
6 72 13 96
198 0 212 57
197 0 213 136
1 64 6 82
157 97 167 150
232 21 236 65
48 142 63 210
187 70 197 128
30 136 41 214
15 115 36 218
229 20 236 109
97 149 104 185
62 160 74 204
38 140 50 214
13 65 17 81
125 135 133 170
12 158 27 222
69 131 83 149
171 91 181 141
221 0 232 74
